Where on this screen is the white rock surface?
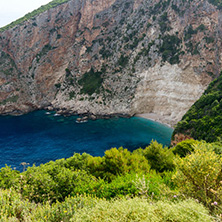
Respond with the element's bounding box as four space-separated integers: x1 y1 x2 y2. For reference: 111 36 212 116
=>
132 63 211 127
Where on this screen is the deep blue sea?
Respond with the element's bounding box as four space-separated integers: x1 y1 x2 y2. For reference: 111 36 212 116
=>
0 110 173 171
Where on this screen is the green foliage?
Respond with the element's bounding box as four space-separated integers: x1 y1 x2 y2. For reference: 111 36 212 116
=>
173 142 222 209
73 198 212 222
0 95 19 105
204 36 215 44
18 165 99 203
211 140 222 155
0 189 98 222
143 141 175 172
0 189 35 221
103 148 150 179
0 0 71 32
147 22 152 29
184 25 197 41
172 139 198 157
36 44 55 62
118 54 129 68
196 24 206 32
99 47 112 59
173 72 222 142
0 165 20 189
158 12 171 33
151 0 171 14
78 68 103 95
172 4 180 13
208 0 222 9
0 189 212 222
1 141 222 220
55 83 61 88
69 91 75 99
87 147 150 181
184 24 206 43
159 35 181 64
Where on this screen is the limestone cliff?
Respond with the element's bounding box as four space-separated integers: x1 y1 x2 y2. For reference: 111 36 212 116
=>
0 0 221 126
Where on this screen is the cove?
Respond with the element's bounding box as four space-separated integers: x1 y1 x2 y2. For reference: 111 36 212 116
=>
0 110 173 171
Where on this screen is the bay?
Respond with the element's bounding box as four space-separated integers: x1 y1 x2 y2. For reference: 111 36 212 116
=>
0 110 173 171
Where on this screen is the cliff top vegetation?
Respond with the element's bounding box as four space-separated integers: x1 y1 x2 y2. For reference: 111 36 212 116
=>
1 0 222 33
0 0 70 32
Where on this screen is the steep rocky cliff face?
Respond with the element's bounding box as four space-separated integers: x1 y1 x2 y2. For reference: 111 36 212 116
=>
0 0 221 126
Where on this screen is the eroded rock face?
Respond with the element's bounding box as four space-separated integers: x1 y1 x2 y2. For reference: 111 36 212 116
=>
132 63 211 126
0 0 221 126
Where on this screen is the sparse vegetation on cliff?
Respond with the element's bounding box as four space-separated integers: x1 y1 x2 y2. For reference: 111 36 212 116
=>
0 0 220 119
78 68 103 95
159 35 182 64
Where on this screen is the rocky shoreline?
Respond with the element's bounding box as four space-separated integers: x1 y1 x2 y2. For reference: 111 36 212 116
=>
47 106 175 128
0 104 175 128
45 105 131 121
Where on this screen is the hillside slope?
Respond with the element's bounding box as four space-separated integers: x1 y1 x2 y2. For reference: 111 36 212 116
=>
173 72 222 142
0 0 222 126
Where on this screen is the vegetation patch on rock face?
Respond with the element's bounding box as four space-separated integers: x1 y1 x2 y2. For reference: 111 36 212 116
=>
36 44 56 63
0 95 19 105
159 35 182 65
78 68 103 95
208 0 222 9
173 72 222 142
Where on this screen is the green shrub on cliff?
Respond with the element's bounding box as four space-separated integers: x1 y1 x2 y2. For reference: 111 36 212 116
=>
159 35 181 64
78 68 103 95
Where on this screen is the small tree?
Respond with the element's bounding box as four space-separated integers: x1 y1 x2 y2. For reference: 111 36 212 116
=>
173 142 222 209
143 141 175 172
172 139 198 157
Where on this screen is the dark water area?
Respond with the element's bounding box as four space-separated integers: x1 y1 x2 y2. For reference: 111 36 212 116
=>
0 110 173 171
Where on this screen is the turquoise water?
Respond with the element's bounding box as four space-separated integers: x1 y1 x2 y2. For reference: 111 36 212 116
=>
0 110 173 171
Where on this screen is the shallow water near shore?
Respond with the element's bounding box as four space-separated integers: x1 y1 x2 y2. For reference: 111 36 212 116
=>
0 110 173 171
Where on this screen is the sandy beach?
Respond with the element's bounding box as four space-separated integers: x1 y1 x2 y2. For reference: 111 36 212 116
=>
136 113 174 129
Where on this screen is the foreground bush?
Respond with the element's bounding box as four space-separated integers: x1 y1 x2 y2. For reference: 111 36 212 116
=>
0 189 97 222
71 198 212 222
172 139 198 157
143 141 175 172
0 189 212 222
174 142 222 211
87 147 150 180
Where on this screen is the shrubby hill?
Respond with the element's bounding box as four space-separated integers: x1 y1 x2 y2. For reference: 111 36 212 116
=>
173 72 222 142
0 140 222 221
